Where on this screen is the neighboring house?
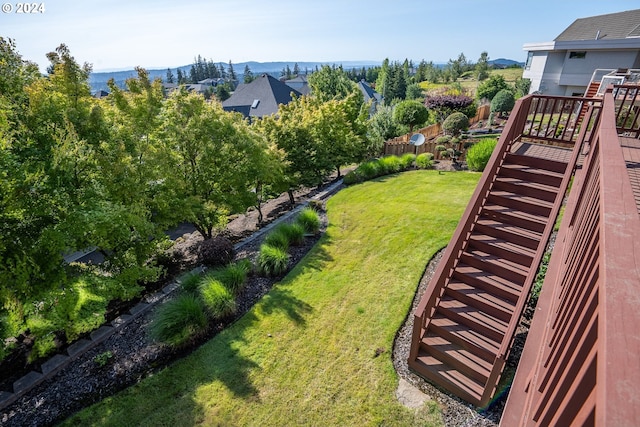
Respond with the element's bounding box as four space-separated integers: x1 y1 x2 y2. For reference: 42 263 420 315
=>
222 74 302 120
357 79 383 116
198 77 226 87
93 89 109 99
523 8 640 96
285 75 310 95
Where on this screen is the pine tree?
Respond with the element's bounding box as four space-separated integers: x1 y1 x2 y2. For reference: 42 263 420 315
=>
177 68 185 84
228 60 236 81
243 64 254 84
166 68 175 83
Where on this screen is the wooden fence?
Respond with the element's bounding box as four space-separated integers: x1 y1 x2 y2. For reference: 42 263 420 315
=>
383 104 491 158
500 89 640 426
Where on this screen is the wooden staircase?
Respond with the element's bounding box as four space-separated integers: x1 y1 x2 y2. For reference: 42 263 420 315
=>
408 95 589 407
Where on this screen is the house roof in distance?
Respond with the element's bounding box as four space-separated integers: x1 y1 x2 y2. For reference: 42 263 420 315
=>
222 74 302 118
555 9 640 41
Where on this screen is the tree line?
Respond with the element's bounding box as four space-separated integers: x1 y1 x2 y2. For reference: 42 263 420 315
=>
0 40 373 355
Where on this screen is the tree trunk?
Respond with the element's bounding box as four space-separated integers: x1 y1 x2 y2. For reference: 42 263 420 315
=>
287 190 295 208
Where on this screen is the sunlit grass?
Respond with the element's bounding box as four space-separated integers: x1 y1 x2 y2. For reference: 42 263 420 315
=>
62 170 480 427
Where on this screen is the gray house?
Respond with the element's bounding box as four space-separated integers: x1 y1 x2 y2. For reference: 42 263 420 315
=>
523 9 640 95
222 74 302 119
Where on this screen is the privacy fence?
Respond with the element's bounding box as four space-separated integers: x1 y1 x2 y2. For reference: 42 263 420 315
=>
383 104 491 158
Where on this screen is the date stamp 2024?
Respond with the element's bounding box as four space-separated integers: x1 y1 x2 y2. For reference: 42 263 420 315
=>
2 2 45 13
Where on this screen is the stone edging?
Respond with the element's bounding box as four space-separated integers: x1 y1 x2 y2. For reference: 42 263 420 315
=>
0 179 343 412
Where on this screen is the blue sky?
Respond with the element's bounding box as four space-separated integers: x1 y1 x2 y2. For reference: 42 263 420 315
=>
1 0 637 72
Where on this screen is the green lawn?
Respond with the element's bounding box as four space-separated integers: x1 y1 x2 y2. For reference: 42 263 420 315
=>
62 170 480 427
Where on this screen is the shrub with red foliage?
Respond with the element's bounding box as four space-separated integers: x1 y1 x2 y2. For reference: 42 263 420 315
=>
198 235 235 267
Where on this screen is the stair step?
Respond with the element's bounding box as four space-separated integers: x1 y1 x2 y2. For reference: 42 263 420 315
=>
430 315 500 362
445 280 516 322
459 251 528 286
474 219 542 250
453 264 522 303
467 234 535 267
411 353 484 404
498 163 564 188
504 153 568 174
481 204 547 234
493 178 558 203
438 296 508 343
487 192 552 217
421 333 492 384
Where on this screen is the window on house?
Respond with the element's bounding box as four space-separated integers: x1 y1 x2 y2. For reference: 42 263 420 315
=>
569 51 587 59
525 52 533 70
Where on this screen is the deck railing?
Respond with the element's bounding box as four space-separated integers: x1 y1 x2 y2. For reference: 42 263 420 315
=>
501 89 640 426
521 95 600 145
612 84 640 137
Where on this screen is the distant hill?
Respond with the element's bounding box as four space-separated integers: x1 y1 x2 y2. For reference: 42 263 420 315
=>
488 58 525 68
89 61 381 93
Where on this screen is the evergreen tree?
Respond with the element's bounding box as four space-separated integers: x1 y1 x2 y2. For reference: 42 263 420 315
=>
228 60 236 80
293 62 300 77
189 65 198 83
243 64 254 84
177 68 186 84
166 68 175 83
475 51 490 81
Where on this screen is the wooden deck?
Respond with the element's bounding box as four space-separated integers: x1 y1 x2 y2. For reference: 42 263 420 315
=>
620 136 640 213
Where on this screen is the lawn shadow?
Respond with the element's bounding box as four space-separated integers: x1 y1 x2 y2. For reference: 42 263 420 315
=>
296 234 334 273
253 287 313 327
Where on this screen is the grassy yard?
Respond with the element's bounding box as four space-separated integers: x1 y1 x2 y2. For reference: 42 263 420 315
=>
62 170 481 427
420 67 524 96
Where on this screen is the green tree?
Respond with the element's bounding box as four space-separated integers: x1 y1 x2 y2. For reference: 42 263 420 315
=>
243 64 254 84
405 83 423 101
393 100 430 132
166 68 175 83
308 65 357 102
514 77 531 98
228 60 236 81
491 89 515 116
368 105 402 154
475 52 490 81
442 112 469 136
154 90 270 239
215 84 231 101
476 74 509 101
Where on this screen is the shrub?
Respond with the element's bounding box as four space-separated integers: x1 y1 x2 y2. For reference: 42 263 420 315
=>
258 244 290 277
209 260 251 294
379 156 403 173
393 100 430 131
466 138 497 171
435 135 452 145
150 294 208 347
415 153 434 169
263 228 290 251
442 112 469 137
358 161 382 180
198 235 235 267
275 222 305 246
400 153 416 169
179 271 202 293
296 207 320 234
343 169 364 185
491 89 515 116
199 275 237 318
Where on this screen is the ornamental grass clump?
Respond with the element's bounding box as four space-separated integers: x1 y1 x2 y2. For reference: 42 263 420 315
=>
263 228 290 251
275 222 305 246
400 153 416 169
415 152 434 169
199 275 237 318
257 244 290 277
150 294 208 347
296 207 320 234
466 138 497 171
209 260 252 294
379 155 403 174
179 271 203 293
